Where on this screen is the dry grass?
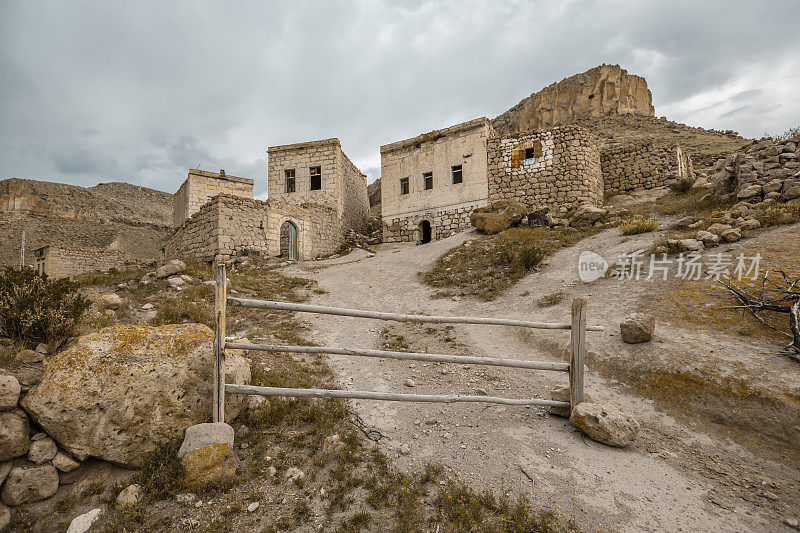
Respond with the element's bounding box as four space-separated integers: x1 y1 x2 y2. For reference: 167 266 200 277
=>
423 226 600 300
618 215 659 235
537 291 566 308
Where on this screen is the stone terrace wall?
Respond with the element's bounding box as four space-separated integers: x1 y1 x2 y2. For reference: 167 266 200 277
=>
382 201 483 243
601 142 694 196
487 125 603 211
37 246 142 278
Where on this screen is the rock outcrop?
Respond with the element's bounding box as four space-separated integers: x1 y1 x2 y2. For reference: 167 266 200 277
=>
21 323 251 468
710 139 800 201
493 64 654 135
469 200 528 234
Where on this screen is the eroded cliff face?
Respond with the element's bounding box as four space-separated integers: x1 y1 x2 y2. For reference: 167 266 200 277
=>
493 64 654 135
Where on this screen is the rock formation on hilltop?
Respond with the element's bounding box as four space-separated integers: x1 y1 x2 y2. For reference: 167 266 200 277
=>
493 64 655 135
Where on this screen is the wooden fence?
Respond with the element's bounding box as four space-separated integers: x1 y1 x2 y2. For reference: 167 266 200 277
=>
212 264 603 422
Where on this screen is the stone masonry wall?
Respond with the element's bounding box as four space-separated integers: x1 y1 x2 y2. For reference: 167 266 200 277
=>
268 140 342 213
382 201 483 243
487 125 603 211
601 142 694 196
173 170 254 226
36 246 142 278
339 152 370 233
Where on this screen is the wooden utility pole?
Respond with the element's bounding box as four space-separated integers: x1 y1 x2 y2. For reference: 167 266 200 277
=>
213 263 227 422
20 230 26 269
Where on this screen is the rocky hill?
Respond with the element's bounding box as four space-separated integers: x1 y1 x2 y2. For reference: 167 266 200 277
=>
0 178 173 268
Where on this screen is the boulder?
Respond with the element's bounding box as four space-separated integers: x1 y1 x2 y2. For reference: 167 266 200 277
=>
469 200 527 234
672 215 696 228
620 313 655 344
167 276 185 288
763 179 784 194
720 228 742 243
707 223 733 235
736 185 763 201
0 503 8 532
52 451 80 472
21 324 250 468
671 239 704 253
1 463 59 506
569 204 607 228
66 508 103 533
115 483 142 509
0 462 10 486
178 423 236 487
737 219 761 230
782 185 800 202
696 230 720 246
0 411 30 462
0 375 20 410
28 437 58 464
14 349 42 364
154 259 186 279
100 293 123 308
546 385 594 418
569 403 639 447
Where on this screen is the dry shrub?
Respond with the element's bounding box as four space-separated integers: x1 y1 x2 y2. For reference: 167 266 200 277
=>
618 215 660 235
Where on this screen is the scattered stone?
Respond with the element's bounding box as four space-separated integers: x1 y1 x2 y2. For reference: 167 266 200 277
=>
154 259 186 279
322 434 345 458
737 218 761 230
673 215 696 228
620 313 655 344
670 239 704 253
247 502 259 512
180 274 193 283
720 228 742 243
141 303 154 310
404 378 416 387
470 200 528 234
21 324 250 468
66 508 103 533
27 437 57 464
178 423 236 487
52 451 80 472
267 466 277 478
115 484 142 509
0 411 29 462
0 375 20 410
569 204 607 228
696 230 720 246
100 293 123 308
547 385 594 418
1 463 59 505
285 467 305 483
474 388 488 396
707 223 733 235
34 343 49 355
736 184 763 200
399 443 411 456
246 395 266 411
167 276 185 288
569 403 639 447
14 349 42 364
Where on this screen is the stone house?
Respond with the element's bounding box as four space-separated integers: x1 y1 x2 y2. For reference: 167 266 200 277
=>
33 245 141 278
163 140 369 263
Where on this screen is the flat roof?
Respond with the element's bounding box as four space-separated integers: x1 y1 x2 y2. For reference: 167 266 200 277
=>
380 117 491 154
268 138 341 153
188 169 253 186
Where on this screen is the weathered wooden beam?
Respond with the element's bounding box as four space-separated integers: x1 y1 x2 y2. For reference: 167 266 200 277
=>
225 342 570 372
225 384 570 408
227 298 605 331
213 263 227 423
569 298 587 414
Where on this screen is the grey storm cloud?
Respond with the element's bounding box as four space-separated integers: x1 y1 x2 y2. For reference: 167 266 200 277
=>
1 0 799 195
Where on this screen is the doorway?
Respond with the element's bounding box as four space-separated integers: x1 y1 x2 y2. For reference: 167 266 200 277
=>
280 220 299 260
419 220 432 244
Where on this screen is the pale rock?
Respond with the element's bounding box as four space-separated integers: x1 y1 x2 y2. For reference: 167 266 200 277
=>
14 349 42 364
27 437 57 464
736 185 763 200
100 293 123 308
0 411 29 462
707 223 733 235
569 204 607 228
34 343 48 355
620 313 655 344
247 502 259 512
322 434 344 458
763 179 784 194
405 378 416 387
0 462 10 486
782 185 800 201
141 303 154 310
66 508 103 533
737 219 761 230
696 230 720 246
547 385 594 418
1 463 59 505
0 503 8 532
21 324 250 468
52 451 80 472
154 259 186 279
675 239 704 253
178 423 234 459
569 403 639 447
672 215 696 228
285 467 305 482
0 376 20 410
180 274 193 283
167 276 185 288
246 395 266 411
720 228 742 243
178 423 236 487
469 200 528 234
115 484 142 508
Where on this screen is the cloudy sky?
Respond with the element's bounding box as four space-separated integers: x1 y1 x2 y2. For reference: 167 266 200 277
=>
1 0 798 197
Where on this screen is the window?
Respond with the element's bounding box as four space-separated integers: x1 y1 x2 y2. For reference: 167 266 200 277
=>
400 177 409 195
524 148 535 160
423 172 433 190
451 165 463 184
285 169 296 193
309 166 322 190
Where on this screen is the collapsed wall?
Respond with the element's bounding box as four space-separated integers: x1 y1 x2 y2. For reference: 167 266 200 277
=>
34 246 142 278
487 125 604 210
601 142 694 196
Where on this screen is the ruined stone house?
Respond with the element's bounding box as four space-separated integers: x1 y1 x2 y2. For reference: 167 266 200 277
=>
163 139 369 262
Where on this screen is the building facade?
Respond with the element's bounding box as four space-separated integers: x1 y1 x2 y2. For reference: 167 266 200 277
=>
173 169 254 226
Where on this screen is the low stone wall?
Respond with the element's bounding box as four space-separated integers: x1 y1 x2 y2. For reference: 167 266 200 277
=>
487 125 603 211
382 200 485 243
709 138 799 202
601 142 694 195
35 246 142 278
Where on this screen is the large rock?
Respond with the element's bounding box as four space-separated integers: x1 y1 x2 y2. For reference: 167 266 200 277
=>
178 423 236 487
21 324 250 468
28 437 58 464
569 403 639 447
620 313 655 343
782 185 800 202
736 184 763 201
1 463 59 506
66 508 103 533
154 259 186 279
469 200 527 234
0 411 30 462
0 375 20 410
720 227 742 243
547 385 594 418
569 204 606 228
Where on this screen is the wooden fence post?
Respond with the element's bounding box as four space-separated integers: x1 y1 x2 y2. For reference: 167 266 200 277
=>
213 263 227 423
569 298 587 414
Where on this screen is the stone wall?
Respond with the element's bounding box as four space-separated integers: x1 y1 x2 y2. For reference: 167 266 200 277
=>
173 170 254 227
487 125 603 211
601 142 694 195
380 118 493 242
493 64 654 135
340 152 370 233
34 246 142 278
710 138 800 203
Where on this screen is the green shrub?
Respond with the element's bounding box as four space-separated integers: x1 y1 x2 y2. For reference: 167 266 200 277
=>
0 267 90 349
619 215 659 235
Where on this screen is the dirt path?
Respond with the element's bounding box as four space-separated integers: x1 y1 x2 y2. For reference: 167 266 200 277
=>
282 225 800 532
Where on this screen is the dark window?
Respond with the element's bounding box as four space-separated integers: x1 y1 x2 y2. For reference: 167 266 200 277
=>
423 172 433 190
310 166 321 190
285 169 296 192
525 148 535 160
451 165 463 184
400 177 409 195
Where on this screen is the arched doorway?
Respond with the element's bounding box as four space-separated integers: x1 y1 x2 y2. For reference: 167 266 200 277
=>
280 220 299 260
419 220 432 244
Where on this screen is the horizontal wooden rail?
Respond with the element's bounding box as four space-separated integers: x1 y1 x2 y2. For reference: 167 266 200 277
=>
227 298 605 331
226 384 570 408
226 342 570 372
